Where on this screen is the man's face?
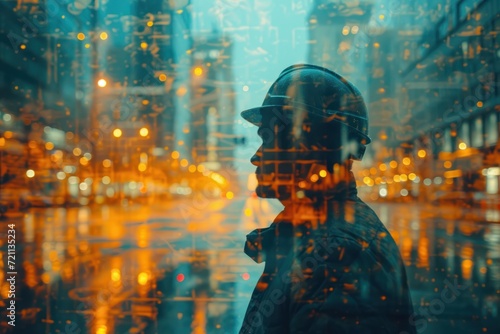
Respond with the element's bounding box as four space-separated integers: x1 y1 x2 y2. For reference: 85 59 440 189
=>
251 129 277 199
250 116 296 199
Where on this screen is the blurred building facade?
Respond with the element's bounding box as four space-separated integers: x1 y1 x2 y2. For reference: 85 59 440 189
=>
306 0 499 203
0 0 193 206
308 0 373 95
397 0 500 201
190 33 236 171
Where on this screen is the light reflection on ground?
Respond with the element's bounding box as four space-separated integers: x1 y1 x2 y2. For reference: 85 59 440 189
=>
0 198 499 333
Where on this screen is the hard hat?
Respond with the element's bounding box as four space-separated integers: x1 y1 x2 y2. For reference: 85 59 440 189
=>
241 64 371 160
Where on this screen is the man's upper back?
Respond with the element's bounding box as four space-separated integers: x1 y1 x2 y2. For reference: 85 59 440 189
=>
241 198 415 334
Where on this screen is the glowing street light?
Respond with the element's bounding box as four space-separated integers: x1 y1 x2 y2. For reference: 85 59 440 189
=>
97 79 107 87
193 66 203 76
99 32 108 40
139 127 149 137
113 128 122 138
103 159 112 168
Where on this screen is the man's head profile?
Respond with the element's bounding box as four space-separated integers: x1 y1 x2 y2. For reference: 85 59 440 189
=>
241 64 371 201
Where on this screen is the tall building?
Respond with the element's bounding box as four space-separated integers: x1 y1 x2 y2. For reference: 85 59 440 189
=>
0 1 48 119
307 0 374 168
1 1 193 204
398 0 499 198
308 0 373 93
190 33 236 171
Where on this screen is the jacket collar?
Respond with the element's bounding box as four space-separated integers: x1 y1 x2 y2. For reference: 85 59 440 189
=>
244 177 358 264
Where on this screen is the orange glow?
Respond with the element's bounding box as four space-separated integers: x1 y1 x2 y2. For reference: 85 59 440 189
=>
77 32 85 40
97 79 107 87
180 159 188 167
225 191 234 199
193 66 203 76
402 238 412 263
159 73 167 81
417 237 429 268
111 269 121 282
99 32 108 40
176 85 188 96
113 128 122 138
138 272 149 285
417 149 426 158
139 127 149 137
462 259 473 280
171 151 180 159
41 273 50 284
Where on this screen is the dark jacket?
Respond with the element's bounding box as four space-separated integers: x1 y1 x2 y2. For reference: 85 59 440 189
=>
240 194 415 334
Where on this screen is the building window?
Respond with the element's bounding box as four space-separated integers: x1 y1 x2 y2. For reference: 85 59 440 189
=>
459 121 470 148
471 117 483 148
485 112 498 146
443 128 453 152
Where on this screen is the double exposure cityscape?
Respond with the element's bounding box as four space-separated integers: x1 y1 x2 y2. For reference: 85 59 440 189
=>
0 0 499 333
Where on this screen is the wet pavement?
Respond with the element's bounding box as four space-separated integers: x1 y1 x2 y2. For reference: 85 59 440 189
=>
0 196 499 334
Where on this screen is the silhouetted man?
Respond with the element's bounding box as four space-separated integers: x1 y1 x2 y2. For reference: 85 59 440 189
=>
239 64 415 334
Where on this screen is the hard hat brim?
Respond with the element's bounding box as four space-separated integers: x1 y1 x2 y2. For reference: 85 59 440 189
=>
241 105 372 145
240 106 281 127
